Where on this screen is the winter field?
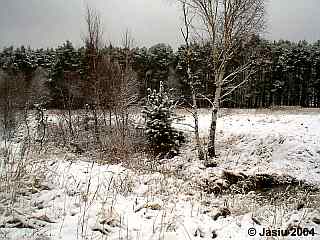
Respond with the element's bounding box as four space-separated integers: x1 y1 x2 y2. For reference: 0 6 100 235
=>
1 107 320 240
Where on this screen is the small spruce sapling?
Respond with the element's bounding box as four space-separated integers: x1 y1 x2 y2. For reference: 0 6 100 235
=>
142 82 184 158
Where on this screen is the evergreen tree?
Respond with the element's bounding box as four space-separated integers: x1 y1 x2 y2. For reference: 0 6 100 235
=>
147 43 175 90
49 40 82 107
176 42 213 99
142 82 184 158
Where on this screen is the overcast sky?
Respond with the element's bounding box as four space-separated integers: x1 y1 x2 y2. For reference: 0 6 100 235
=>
0 0 320 49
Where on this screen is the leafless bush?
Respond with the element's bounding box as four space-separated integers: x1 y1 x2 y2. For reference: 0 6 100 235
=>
45 107 147 163
43 9 146 163
0 71 48 206
0 72 26 141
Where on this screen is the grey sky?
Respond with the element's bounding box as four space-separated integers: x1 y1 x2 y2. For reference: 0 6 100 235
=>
0 0 320 50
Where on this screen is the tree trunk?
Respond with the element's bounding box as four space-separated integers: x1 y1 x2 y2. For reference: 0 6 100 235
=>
208 107 218 158
208 72 223 158
191 88 204 160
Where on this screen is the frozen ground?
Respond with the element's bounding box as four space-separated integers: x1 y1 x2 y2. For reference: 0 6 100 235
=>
176 108 320 184
1 108 320 240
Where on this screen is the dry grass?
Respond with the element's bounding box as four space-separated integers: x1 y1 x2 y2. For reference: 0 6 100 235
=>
1 107 320 240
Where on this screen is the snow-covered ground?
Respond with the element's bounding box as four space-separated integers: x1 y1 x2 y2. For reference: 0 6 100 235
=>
1 108 320 240
176 108 320 184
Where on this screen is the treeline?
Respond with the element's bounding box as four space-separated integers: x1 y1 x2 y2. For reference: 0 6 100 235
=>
231 38 320 108
1 37 320 109
176 37 320 108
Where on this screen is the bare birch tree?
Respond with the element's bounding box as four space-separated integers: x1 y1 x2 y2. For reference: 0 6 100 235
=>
179 0 266 158
83 5 104 104
180 1 205 160
83 6 106 145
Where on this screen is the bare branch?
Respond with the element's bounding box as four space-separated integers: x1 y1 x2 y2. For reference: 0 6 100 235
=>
222 62 252 83
197 93 214 107
220 69 257 100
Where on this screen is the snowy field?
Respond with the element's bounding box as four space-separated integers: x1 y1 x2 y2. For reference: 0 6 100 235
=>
1 108 320 240
176 108 320 184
